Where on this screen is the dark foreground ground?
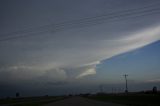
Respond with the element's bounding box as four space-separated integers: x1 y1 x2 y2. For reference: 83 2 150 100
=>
43 96 126 106
87 93 160 106
0 96 126 106
0 96 66 106
0 93 160 106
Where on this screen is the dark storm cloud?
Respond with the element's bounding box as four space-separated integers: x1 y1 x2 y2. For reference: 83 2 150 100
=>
0 0 160 96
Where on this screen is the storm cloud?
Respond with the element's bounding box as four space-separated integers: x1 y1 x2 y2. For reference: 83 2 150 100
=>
0 0 160 96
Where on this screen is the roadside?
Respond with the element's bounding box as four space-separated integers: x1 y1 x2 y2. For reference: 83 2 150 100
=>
0 96 66 106
86 93 160 106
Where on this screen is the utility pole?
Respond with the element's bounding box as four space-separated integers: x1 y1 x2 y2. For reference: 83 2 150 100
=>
123 74 128 93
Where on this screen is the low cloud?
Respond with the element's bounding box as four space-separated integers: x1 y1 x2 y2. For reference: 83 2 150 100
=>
76 68 96 79
0 24 160 85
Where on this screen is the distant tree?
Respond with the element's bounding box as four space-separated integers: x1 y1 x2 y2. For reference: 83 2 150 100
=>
68 94 72 97
152 86 157 94
6 96 11 99
16 92 20 98
45 95 48 97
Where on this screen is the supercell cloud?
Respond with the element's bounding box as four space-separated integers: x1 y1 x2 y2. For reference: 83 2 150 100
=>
0 0 160 96
0 24 160 84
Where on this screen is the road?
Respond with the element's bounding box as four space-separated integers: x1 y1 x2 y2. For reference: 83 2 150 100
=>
43 96 126 106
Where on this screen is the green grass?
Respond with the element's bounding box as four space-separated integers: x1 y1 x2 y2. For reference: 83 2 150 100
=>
87 93 160 106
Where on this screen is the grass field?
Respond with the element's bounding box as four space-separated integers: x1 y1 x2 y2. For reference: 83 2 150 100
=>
87 93 160 106
0 96 66 106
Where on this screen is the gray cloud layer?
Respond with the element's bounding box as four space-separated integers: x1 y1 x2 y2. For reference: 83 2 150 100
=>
0 0 160 96
0 23 160 84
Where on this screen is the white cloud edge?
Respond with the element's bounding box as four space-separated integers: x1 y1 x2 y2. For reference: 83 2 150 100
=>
0 24 160 81
75 25 160 78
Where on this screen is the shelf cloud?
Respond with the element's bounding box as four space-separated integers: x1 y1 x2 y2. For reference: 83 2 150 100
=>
0 24 160 84
0 0 160 96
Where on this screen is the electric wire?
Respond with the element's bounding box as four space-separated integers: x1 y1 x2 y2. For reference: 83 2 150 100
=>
0 2 160 42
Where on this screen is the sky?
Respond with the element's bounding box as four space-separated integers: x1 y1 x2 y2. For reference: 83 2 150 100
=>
0 0 160 97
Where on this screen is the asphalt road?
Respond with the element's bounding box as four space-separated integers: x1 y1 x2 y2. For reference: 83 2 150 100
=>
43 96 126 106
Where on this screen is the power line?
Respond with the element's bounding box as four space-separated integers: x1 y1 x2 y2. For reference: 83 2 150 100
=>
0 3 160 42
1 9 160 42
